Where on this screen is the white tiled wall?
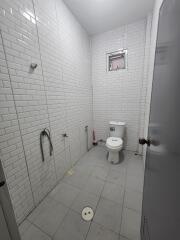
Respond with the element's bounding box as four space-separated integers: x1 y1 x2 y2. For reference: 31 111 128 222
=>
0 33 34 223
0 0 92 224
139 14 152 154
92 19 151 153
56 0 93 163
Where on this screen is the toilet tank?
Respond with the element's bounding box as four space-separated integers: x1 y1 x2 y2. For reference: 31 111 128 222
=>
109 121 126 138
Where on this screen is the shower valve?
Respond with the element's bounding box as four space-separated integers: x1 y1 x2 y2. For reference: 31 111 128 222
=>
62 133 68 137
30 63 38 70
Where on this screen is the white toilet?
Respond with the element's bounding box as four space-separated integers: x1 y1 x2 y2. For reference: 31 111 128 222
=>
106 121 126 164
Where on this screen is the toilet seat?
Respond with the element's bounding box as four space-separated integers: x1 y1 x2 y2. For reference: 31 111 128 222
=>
106 137 123 150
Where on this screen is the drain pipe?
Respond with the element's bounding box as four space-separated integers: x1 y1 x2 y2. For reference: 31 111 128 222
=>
85 126 89 152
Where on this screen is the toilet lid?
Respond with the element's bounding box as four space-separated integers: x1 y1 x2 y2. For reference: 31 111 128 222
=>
106 137 123 148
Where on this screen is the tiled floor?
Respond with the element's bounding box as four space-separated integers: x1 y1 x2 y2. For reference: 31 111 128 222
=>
19 146 144 240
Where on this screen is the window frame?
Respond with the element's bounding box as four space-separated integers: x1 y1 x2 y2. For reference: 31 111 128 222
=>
106 49 128 72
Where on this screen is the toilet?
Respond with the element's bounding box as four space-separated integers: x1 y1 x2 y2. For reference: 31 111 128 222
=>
106 121 126 164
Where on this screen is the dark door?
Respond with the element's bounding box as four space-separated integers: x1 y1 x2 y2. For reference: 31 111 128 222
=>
141 0 180 239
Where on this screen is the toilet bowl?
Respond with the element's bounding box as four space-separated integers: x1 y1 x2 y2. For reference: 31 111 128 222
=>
106 121 126 164
106 137 123 164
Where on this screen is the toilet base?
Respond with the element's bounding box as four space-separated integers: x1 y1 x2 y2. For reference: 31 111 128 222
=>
107 151 120 164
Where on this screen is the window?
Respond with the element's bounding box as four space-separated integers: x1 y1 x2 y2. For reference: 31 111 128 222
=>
107 49 127 71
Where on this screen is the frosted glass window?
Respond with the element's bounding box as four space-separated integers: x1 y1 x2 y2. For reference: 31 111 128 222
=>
107 50 127 71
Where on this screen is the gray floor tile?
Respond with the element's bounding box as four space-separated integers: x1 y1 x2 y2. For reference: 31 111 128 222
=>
120 208 141 240
124 189 142 213
84 176 105 196
87 147 108 167
19 220 31 237
89 146 107 159
49 182 80 207
127 158 144 179
94 197 122 233
73 164 94 177
125 175 144 193
53 226 83 240
126 168 144 181
28 197 68 236
106 169 126 186
63 170 89 189
87 157 107 168
109 161 127 173
28 197 53 222
21 223 51 240
53 210 90 240
128 154 142 163
102 182 124 205
71 190 99 214
124 151 136 161
86 222 119 240
91 165 109 181
119 236 129 240
127 157 143 168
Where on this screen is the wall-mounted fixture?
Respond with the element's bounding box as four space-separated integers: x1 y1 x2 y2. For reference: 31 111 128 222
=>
30 63 38 70
62 133 68 138
40 128 53 162
107 49 127 71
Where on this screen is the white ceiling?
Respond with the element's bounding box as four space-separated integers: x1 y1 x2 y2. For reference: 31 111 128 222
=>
63 0 155 35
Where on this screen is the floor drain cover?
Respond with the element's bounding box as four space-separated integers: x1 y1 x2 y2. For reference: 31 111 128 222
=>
81 207 94 221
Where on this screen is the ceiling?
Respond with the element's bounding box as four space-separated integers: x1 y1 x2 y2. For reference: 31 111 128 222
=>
63 0 155 35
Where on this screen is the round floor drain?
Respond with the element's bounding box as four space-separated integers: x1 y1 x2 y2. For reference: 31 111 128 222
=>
81 207 94 221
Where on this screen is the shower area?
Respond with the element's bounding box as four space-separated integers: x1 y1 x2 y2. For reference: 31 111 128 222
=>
0 0 92 227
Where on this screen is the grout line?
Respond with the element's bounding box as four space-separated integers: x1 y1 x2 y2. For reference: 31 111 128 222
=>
91 150 127 237
54 0 74 171
124 205 142 215
26 195 71 239
84 179 106 239
51 207 72 238
120 234 131 240
23 176 73 225
26 219 53 239
31 0 58 182
0 29 36 207
119 154 128 237
84 148 113 240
